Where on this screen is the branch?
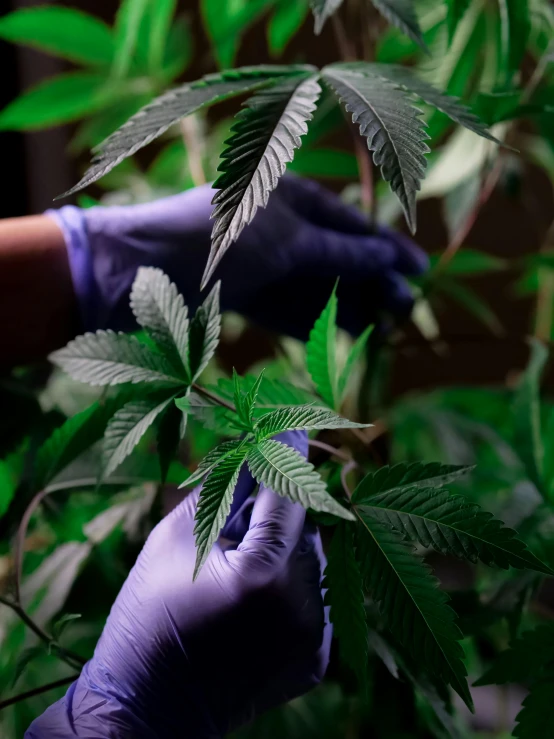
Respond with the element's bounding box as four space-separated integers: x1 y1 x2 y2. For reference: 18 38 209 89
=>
0 674 78 712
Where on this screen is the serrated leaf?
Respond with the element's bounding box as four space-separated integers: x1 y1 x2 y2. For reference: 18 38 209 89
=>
357 486 553 574
352 461 472 502
255 404 369 441
323 66 430 233
130 267 190 378
355 512 472 709
203 74 321 287
513 339 548 491
180 439 244 488
232 368 264 431
103 396 175 478
34 395 129 490
194 447 249 577
514 681 554 738
176 392 241 436
338 324 374 401
310 0 344 34
50 331 184 387
62 66 311 196
370 0 428 53
189 281 221 381
247 439 354 520
306 285 338 408
323 522 368 691
210 375 317 413
445 0 471 42
475 623 554 686
52 613 82 643
0 6 115 66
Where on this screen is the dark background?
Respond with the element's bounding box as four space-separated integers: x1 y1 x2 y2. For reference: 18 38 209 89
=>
2 0 553 393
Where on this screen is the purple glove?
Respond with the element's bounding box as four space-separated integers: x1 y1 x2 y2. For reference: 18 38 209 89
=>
26 431 331 738
47 176 427 338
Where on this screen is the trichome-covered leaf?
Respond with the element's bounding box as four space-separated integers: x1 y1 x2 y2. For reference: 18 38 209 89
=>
352 461 472 502
255 404 369 440
355 512 472 709
130 267 190 378
310 0 344 34
194 446 249 577
306 285 338 408
50 331 184 387
370 0 428 52
189 281 221 381
322 65 429 233
247 439 354 520
180 439 245 488
323 522 368 691
203 74 321 287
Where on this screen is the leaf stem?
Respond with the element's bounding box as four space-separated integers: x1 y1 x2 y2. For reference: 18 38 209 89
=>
308 439 354 464
341 459 358 498
192 383 236 412
0 674 79 711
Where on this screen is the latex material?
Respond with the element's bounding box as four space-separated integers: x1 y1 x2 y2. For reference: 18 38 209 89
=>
26 431 331 738
46 176 428 338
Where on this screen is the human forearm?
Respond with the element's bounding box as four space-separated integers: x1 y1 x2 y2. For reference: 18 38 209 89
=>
0 215 79 367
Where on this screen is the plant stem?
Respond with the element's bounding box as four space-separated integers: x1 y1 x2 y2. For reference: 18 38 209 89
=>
341 460 358 498
192 383 236 412
0 675 79 711
308 439 355 464
180 117 207 187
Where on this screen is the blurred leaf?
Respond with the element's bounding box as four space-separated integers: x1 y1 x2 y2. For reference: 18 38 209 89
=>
268 0 309 55
310 0 344 34
0 7 115 66
0 72 111 131
476 622 554 686
473 90 522 124
162 16 194 80
443 175 481 241
12 646 45 689
289 147 359 178
112 0 150 79
338 325 374 401
147 0 177 73
429 249 506 276
72 95 152 152
371 0 428 53
513 340 548 492
148 139 192 189
202 0 275 68
445 0 471 42
51 614 82 643
498 0 530 81
441 278 504 334
514 681 554 738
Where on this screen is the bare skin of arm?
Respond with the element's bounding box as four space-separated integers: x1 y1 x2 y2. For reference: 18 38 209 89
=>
0 215 78 368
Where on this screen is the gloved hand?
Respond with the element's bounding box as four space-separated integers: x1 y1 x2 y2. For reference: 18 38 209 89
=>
26 431 331 739
47 176 428 338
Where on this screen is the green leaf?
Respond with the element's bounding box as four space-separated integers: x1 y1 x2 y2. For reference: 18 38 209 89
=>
50 331 184 387
112 0 150 79
323 522 368 691
180 439 245 488
442 278 504 335
157 402 186 484
193 446 249 577
210 375 317 413
513 339 548 490
147 0 177 73
103 395 175 478
176 392 241 436
322 65 430 233
203 74 321 288
498 0 530 80
255 404 368 440
429 249 506 276
445 0 471 42
12 646 45 688
130 267 190 379
338 325 374 401
370 0 428 53
306 284 338 408
233 368 260 431
52 613 82 643
310 0 344 34
268 0 309 56
189 281 222 382
355 512 472 709
0 72 111 131
62 66 308 196
475 623 554 686
514 681 554 738
357 486 553 574
0 6 115 66
34 395 130 490
288 147 359 178
247 439 354 520
352 461 472 502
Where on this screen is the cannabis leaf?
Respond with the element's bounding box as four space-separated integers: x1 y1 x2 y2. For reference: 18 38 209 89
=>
323 522 368 691
475 623 554 686
357 487 553 574
233 369 265 430
306 284 338 408
513 339 548 491
498 0 530 79
176 392 241 436
50 331 184 387
102 395 175 477
337 324 373 401
514 681 554 739
352 461 471 501
188 281 221 381
355 512 472 709
310 0 344 34
370 0 428 53
445 0 471 42
130 267 190 378
255 405 368 440
322 66 429 233
247 439 354 520
180 439 245 488
210 375 317 413
193 446 249 577
203 75 321 287
62 66 313 196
